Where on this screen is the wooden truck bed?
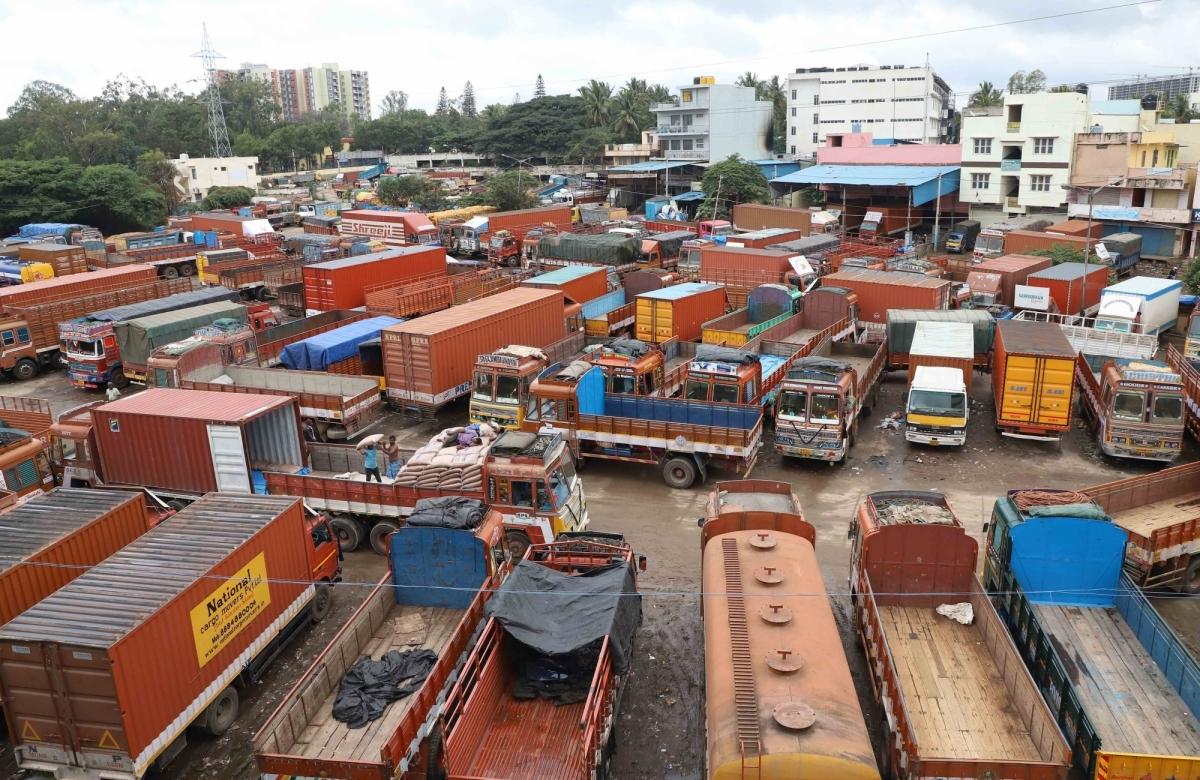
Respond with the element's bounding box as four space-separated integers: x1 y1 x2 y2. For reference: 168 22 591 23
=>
1034 603 1200 756
880 605 1043 761
1110 488 1200 538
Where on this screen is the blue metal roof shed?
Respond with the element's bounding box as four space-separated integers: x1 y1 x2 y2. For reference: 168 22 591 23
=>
670 191 706 203
752 160 803 180
769 164 960 206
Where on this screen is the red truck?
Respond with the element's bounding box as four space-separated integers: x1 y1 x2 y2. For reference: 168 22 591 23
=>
0 493 340 780
850 490 1070 779
451 205 572 257
438 535 643 780
338 209 439 246
965 254 1051 308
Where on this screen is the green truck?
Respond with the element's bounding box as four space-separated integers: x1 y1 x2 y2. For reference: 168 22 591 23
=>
113 300 249 383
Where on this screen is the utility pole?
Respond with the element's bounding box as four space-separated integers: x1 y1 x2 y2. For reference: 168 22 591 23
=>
193 23 232 158
711 175 724 221
933 172 943 249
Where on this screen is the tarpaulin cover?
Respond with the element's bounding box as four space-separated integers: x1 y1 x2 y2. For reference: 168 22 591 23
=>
538 233 640 265
114 301 248 367
786 356 851 382
1007 517 1126 607
18 223 79 239
72 287 239 325
487 558 641 677
280 316 401 370
605 338 650 358
695 345 757 364
332 649 437 728
405 496 488 529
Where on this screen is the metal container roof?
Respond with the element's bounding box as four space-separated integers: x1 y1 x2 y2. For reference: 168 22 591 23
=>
383 287 562 336
0 494 300 648
911 321 974 359
96 387 293 422
824 269 950 289
1027 262 1106 281
638 282 723 301
770 165 960 206
0 489 142 576
309 245 437 270
525 266 607 285
1105 276 1183 298
997 319 1075 357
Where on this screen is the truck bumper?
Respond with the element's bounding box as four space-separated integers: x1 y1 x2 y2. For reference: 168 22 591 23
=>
1100 440 1181 462
774 443 845 462
905 430 966 447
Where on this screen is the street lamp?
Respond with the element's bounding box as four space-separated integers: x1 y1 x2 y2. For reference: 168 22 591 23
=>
1062 177 1122 318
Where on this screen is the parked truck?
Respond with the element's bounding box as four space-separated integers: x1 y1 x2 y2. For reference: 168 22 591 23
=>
255 499 506 780
851 491 1070 780
1095 276 1182 336
965 254 1051 308
1182 307 1199 364
985 489 1200 779
266 429 588 559
1024 261 1109 317
523 360 762 488
255 309 368 367
0 493 340 780
451 205 572 256
944 219 981 253
1077 354 1186 461
1166 342 1200 440
112 300 252 383
904 366 969 447
338 209 438 246
0 396 54 502
821 269 951 323
581 337 696 397
59 286 239 389
884 308 995 370
1081 462 1200 592
992 319 1077 441
468 342 589 430
438 535 641 780
774 340 886 462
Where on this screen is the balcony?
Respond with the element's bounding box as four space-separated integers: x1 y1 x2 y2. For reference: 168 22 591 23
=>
657 124 708 135
1006 122 1021 133
1124 167 1190 189
1000 159 1022 172
1066 203 1192 224
662 149 707 160
653 97 708 111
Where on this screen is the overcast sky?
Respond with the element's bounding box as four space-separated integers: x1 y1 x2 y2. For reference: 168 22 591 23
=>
0 0 1193 116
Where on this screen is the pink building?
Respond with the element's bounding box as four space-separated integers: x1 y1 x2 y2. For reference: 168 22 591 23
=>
817 132 961 166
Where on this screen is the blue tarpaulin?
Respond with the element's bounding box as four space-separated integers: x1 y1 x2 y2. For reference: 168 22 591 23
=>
280 316 402 370
18 223 80 239
1008 517 1127 607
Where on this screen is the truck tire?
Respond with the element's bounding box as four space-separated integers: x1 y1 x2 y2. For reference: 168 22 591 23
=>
11 358 38 381
1185 557 1200 594
505 530 531 562
310 582 333 624
369 520 400 556
201 686 239 736
662 456 698 489
426 725 447 780
162 265 180 279
330 516 363 552
179 262 196 277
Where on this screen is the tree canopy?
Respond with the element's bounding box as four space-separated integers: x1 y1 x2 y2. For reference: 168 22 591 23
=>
698 155 769 219
376 175 443 208
968 81 1003 108
1007 70 1047 95
202 185 255 210
0 158 165 235
480 170 537 211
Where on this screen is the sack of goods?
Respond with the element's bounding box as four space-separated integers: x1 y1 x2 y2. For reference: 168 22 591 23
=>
393 423 500 491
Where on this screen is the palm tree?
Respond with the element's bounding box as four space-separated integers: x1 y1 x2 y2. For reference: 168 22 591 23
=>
623 77 648 98
578 80 614 127
735 71 760 90
610 89 645 141
1163 93 1195 123
647 84 672 104
968 81 1003 108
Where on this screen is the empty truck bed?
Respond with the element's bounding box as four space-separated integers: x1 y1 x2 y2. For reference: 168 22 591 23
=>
1110 487 1200 540
777 326 821 345
1034 603 1200 756
880 605 1043 761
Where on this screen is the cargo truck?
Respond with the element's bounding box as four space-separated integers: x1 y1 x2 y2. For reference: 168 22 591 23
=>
1076 354 1185 461
1095 276 1183 336
216 257 304 301
450 205 572 256
469 341 588 430
884 308 995 370
0 493 341 780
304 246 447 312
944 219 980 253
438 535 642 780
254 499 506 780
0 396 55 502
992 319 1076 441
774 340 886 462
254 309 368 367
1183 308 1199 364
851 491 1070 780
985 489 1200 779
1166 343 1200 440
113 300 252 383
1024 261 1109 317
281 315 401 373
50 388 308 505
904 366 968 447
59 286 239 389
581 337 695 398
338 209 438 246
265 429 588 559
700 289 801 347
523 360 762 488
703 482 880 780
820 269 951 323
966 254 1051 308
1082 462 1200 592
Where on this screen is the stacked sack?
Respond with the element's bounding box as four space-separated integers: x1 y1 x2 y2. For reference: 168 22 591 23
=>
393 423 499 492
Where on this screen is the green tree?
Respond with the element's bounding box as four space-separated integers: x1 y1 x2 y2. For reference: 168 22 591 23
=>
1007 70 1047 95
1182 257 1200 295
480 103 508 123
755 75 786 153
202 185 255 210
578 80 613 127
698 155 769 219
566 127 616 164
136 149 182 213
77 164 166 232
376 175 442 207
534 74 546 99
218 78 278 136
460 81 477 119
609 88 649 142
379 89 408 115
734 72 761 90
968 81 1004 108
477 95 589 159
1030 245 1088 265
435 87 450 115
646 84 672 104
0 158 164 235
1163 94 1195 123
1049 83 1082 93
483 170 536 211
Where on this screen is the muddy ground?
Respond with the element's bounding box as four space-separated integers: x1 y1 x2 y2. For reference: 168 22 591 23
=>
0 366 1196 779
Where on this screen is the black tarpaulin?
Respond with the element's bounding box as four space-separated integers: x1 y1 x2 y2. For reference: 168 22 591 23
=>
695 345 758 365
605 338 650 358
486 559 641 676
786 356 851 381
404 496 488 529
332 649 437 728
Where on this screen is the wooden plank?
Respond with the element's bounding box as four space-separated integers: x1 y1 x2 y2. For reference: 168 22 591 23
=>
1110 490 1200 537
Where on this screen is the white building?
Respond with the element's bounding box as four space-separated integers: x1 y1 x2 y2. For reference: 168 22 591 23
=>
785 64 951 159
172 154 260 203
650 77 773 163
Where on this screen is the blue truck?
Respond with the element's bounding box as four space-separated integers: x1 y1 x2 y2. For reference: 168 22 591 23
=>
984 489 1200 779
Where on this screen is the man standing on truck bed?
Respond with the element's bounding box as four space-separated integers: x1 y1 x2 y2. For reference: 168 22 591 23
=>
362 443 381 482
381 435 402 479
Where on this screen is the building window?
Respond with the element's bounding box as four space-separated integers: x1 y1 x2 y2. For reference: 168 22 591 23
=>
791 89 797 100
791 107 796 117
812 113 818 124
681 90 692 103
791 145 796 154
973 138 992 155
1033 137 1054 154
812 133 818 143
971 172 990 189
790 126 796 135
1030 174 1051 192
1152 148 1159 166
682 139 693 150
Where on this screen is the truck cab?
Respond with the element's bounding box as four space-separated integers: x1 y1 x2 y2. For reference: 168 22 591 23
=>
60 321 118 389
973 225 1009 260
48 402 102 488
774 343 884 462
0 316 38 379
699 219 732 238
945 220 981 253
965 270 1002 307
582 340 667 396
469 346 553 430
1079 355 1185 461
486 230 521 267
683 349 767 405
1186 309 1200 365
904 365 968 447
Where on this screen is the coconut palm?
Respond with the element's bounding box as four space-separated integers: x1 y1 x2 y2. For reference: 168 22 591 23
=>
578 80 614 127
624 77 649 98
968 81 1003 108
647 84 672 104
610 88 646 140
735 71 761 90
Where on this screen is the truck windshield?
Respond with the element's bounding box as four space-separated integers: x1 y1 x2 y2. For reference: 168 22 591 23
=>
777 390 807 418
1152 394 1183 422
1112 391 1145 421
711 381 739 404
474 371 495 401
810 393 840 422
1094 317 1131 333
684 379 710 401
494 375 520 405
65 339 101 357
548 467 571 506
609 373 636 394
908 390 965 416
1189 317 1200 337
977 236 1001 253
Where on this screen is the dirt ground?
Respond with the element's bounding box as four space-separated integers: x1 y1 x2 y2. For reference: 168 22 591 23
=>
0 366 1195 779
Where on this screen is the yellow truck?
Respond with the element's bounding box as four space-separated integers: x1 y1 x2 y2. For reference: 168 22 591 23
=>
992 319 1076 441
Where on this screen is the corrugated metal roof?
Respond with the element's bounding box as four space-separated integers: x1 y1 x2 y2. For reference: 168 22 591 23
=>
525 266 607 285
671 190 706 202
1028 262 1101 281
0 489 142 576
770 164 959 187
0 494 300 648
309 245 438 270
97 387 292 422
607 161 696 172
824 269 950 289
997 319 1075 357
1105 276 1183 297
384 287 562 336
637 282 723 301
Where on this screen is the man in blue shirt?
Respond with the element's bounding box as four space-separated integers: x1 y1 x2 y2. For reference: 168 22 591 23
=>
362 444 382 482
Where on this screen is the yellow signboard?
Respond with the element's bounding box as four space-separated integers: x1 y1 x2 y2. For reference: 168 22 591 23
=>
189 552 271 667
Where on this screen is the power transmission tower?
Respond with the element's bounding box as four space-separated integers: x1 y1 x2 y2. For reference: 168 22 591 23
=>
193 23 232 157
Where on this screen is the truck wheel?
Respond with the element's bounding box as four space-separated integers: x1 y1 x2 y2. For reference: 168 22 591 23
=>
179 262 196 277
662 457 698 489
11 359 38 381
166 499 188 512
162 265 180 279
505 530 531 561
201 686 239 736
369 520 400 556
426 725 447 780
330 516 362 552
310 583 333 624
1185 557 1200 594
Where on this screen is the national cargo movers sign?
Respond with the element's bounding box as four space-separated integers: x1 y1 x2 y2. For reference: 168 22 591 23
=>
189 552 271 667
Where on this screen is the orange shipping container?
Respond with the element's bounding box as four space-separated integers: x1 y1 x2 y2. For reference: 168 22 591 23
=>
727 228 805 249
992 319 1077 437
382 287 566 408
0 265 158 310
972 254 1051 306
635 282 728 343
303 246 447 311
1000 230 1090 256
821 270 951 323
16 244 88 276
732 203 814 233
0 494 316 779
1044 219 1103 239
0 489 148 626
521 265 609 304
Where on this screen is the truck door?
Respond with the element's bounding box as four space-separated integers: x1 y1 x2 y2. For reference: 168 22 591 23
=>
206 424 251 493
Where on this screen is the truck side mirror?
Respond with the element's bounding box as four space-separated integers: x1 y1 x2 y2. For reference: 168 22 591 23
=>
638 555 648 572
